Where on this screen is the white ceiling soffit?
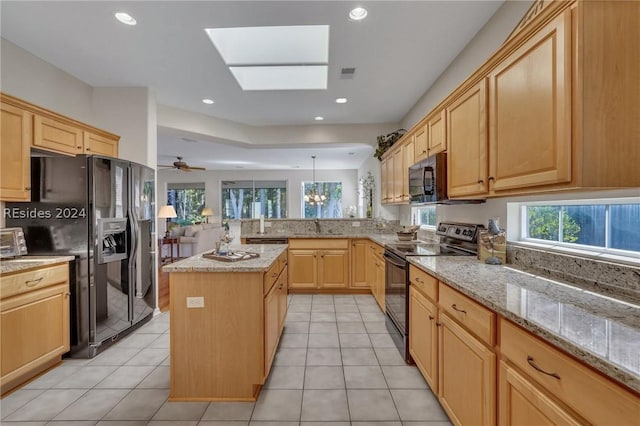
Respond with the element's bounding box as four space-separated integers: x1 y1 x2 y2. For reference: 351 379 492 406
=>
205 25 329 65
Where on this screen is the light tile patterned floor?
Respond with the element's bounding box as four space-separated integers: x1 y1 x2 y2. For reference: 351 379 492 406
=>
1 294 451 426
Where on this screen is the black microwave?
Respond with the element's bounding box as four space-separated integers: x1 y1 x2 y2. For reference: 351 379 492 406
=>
409 152 448 204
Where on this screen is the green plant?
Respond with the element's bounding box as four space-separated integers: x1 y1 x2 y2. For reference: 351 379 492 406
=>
373 129 407 160
528 206 580 242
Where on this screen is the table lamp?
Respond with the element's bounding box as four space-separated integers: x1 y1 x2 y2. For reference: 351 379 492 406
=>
201 207 214 223
158 205 177 238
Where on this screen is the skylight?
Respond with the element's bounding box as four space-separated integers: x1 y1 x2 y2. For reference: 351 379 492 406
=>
205 25 329 91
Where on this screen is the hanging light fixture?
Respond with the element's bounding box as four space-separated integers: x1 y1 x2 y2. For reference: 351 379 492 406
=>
304 156 327 206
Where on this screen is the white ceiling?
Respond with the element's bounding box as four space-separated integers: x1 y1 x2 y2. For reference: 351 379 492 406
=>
1 1 505 170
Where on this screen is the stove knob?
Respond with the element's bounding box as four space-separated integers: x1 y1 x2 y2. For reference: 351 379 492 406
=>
455 229 461 234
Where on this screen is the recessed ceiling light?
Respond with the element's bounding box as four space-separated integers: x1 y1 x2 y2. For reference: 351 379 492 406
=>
114 12 136 26
336 98 348 104
202 98 215 105
348 152 355 155
314 116 324 121
349 7 368 21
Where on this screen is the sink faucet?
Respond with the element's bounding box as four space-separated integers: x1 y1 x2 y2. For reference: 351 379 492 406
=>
314 219 321 233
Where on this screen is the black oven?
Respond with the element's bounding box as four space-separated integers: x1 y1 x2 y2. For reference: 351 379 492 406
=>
383 222 482 364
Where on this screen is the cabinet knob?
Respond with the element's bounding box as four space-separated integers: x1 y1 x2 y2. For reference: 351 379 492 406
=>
271 272 278 277
65 292 71 297
477 179 484 184
77 146 82 149
488 176 495 181
422 150 427 154
415 277 424 283
86 148 91 151
25 187 31 190
428 315 434 321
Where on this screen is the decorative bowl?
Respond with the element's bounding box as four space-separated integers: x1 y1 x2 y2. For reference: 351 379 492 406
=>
397 232 416 241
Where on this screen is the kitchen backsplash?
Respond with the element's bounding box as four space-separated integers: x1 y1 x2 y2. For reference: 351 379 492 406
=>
508 245 640 303
241 218 403 236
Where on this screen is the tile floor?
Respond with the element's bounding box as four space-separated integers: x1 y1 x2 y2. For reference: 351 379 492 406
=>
1 294 451 426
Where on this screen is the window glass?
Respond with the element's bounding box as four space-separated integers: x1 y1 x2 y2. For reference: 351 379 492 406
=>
167 183 206 225
221 180 287 219
523 201 640 256
302 181 342 218
412 206 436 227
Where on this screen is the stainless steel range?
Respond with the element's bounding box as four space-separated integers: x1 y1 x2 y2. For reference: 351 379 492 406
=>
384 222 482 363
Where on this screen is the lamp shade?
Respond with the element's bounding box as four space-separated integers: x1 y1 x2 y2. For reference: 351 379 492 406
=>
158 205 177 219
201 207 214 217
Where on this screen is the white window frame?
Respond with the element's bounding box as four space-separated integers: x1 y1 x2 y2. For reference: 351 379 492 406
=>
412 205 437 229
511 197 640 265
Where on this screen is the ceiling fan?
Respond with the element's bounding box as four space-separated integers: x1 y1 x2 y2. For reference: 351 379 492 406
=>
158 156 206 172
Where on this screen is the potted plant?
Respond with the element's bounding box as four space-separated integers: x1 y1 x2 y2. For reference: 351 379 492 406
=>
373 129 407 160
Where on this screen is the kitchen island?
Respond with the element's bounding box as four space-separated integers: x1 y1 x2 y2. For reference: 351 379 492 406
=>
163 244 288 401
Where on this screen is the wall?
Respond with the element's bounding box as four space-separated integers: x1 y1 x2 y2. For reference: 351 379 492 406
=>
157 168 359 235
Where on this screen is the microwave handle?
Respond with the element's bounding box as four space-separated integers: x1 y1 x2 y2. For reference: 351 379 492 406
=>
424 166 435 195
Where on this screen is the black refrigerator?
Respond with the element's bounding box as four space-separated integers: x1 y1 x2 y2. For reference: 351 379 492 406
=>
6 154 156 357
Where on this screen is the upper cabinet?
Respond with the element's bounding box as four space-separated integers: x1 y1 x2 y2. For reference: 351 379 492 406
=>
390 0 640 201
0 93 120 202
0 102 32 201
488 10 571 192
447 80 488 198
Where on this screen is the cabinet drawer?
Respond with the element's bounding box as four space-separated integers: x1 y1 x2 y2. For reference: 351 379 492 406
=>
289 238 348 250
263 261 280 295
439 283 495 346
1 264 69 300
500 319 640 425
409 265 437 301
278 251 288 271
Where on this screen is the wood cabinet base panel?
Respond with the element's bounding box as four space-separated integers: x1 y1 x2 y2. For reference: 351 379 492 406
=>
288 289 371 295
1 357 61 396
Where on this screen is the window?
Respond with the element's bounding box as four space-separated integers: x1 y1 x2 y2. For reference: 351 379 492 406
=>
167 183 206 225
222 180 287 219
302 181 342 218
412 205 437 228
522 201 640 256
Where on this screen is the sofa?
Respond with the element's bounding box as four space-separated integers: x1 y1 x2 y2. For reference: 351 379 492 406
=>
168 223 225 258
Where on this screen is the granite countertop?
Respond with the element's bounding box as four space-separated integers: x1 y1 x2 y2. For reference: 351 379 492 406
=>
0 255 75 275
163 244 287 273
407 256 640 393
242 233 424 247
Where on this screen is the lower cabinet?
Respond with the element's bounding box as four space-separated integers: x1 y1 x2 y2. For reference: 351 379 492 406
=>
288 239 349 290
409 285 437 391
499 361 583 426
264 261 288 378
438 312 496 426
0 263 70 395
351 239 369 288
368 242 385 310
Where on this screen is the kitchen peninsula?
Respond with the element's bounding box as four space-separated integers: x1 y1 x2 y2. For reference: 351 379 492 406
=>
163 244 288 401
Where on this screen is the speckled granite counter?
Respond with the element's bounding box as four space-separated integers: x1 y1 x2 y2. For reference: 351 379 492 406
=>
0 255 75 275
163 244 287 273
242 233 422 247
407 256 640 393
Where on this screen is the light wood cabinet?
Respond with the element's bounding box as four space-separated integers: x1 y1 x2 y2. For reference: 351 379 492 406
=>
288 239 349 290
438 311 496 426
368 242 385 310
414 125 428 163
409 285 438 392
351 239 369 288
0 101 32 201
1 263 70 395
500 319 640 426
488 10 572 192
427 110 446 155
33 115 84 155
499 361 584 426
382 135 414 205
264 279 280 376
447 80 488 198
392 148 404 203
84 131 119 157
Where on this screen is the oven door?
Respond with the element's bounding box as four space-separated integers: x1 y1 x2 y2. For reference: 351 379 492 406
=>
383 250 411 362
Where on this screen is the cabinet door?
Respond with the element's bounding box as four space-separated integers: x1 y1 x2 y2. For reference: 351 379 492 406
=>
277 267 288 331
318 250 349 289
427 110 446 155
351 240 369 288
414 125 428 163
380 158 390 204
409 286 438 392
438 312 496 426
499 361 583 426
392 148 404 203
33 115 83 155
374 255 385 310
288 250 317 288
264 283 279 377
84 131 119 157
1 284 70 386
447 80 489 198
488 11 571 192
0 102 31 201
402 138 415 201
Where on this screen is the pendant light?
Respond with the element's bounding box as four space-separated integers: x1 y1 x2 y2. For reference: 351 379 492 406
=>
303 156 327 206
